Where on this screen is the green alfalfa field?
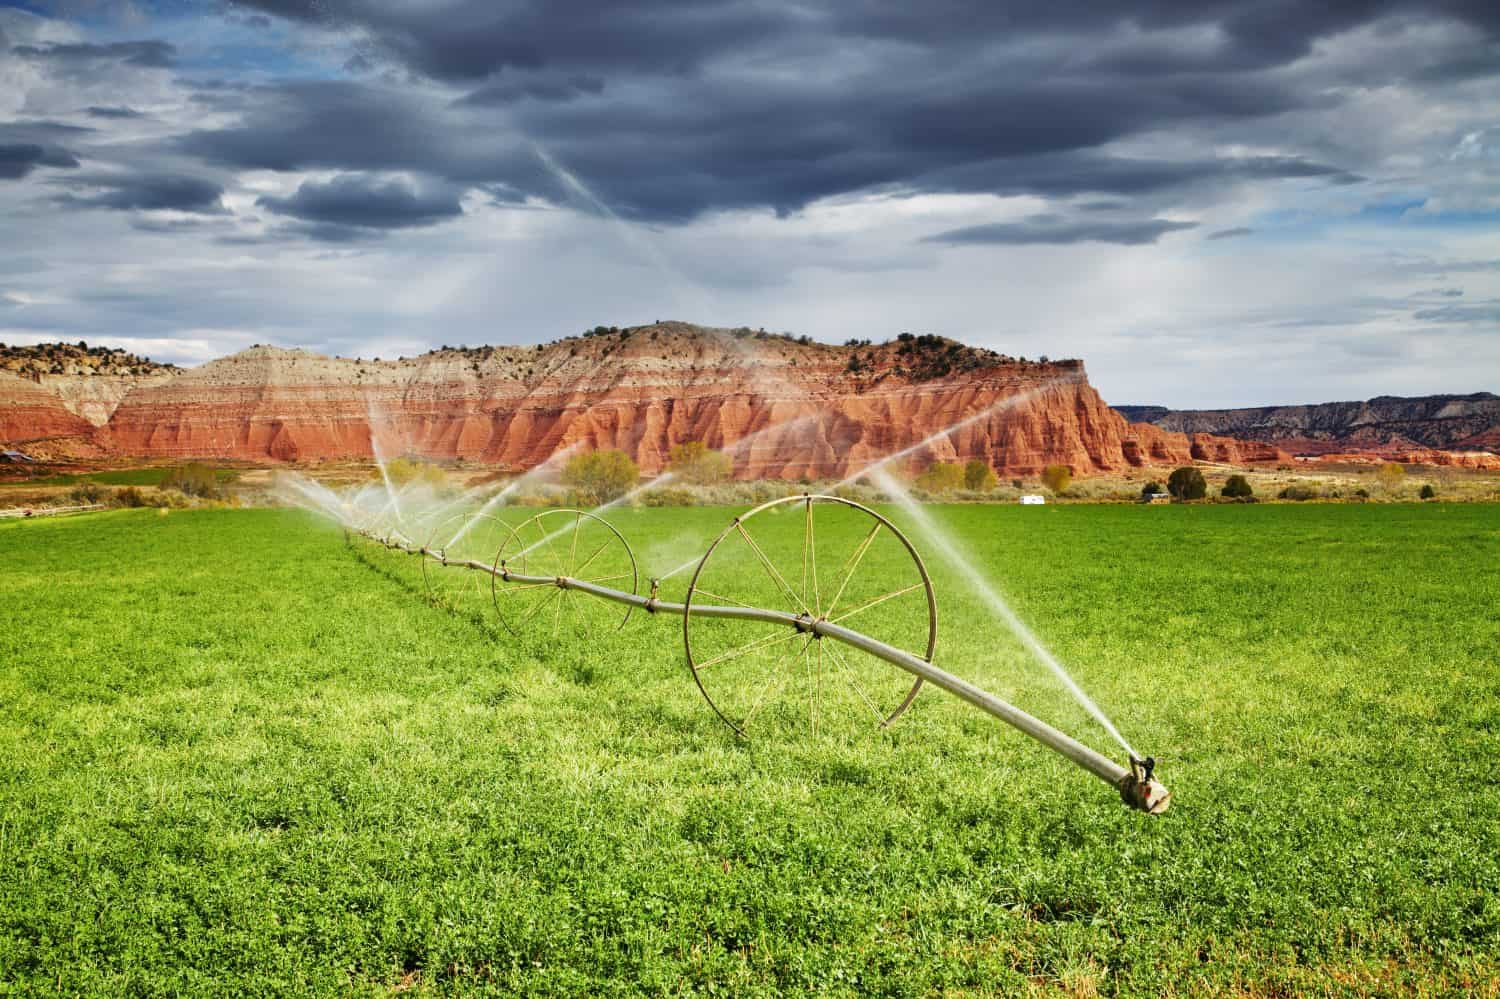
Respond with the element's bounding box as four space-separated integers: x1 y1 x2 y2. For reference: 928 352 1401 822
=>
1 503 1497 996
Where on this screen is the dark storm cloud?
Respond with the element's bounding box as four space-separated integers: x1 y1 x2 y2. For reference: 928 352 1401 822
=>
0 143 80 180
1207 227 1254 239
181 0 1445 224
454 73 605 106
85 106 143 119
924 214 1198 246
12 39 175 68
256 173 465 234
57 173 227 213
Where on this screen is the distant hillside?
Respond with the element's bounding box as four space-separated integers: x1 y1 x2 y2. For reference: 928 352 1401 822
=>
0 341 176 379
2 322 1282 474
1115 394 1500 455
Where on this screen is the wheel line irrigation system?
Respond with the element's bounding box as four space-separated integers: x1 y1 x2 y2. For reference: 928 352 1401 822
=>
345 491 1170 815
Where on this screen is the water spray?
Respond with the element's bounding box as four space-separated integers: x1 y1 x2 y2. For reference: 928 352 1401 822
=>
330 492 1168 814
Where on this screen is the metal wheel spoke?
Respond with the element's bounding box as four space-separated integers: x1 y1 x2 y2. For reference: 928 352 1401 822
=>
823 521 882 621
808 498 821 616
734 522 813 617
566 512 583 575
579 571 633 585
829 580 925 625
694 627 804 672
742 634 814 730
572 538 614 577
688 586 758 610
496 580 559 595
519 587 563 627
824 642 886 723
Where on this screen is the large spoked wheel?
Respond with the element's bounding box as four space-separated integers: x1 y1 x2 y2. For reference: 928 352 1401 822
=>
420 507 513 614
684 494 937 739
491 509 639 638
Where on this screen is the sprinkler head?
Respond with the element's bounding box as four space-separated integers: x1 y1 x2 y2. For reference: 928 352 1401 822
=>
1119 756 1171 815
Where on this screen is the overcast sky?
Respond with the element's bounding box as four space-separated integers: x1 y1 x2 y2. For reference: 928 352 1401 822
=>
0 0 1496 407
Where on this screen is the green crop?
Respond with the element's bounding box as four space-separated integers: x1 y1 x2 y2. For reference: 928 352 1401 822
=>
0 504 1496 995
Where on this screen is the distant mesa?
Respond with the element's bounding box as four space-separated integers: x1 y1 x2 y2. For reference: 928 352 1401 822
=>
1 324 1491 474
1116 394 1500 461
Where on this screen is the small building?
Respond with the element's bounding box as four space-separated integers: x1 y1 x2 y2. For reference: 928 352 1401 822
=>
1145 492 1172 504
1019 494 1046 505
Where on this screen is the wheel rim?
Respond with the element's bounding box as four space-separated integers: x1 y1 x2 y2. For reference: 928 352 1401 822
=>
491 509 639 638
684 494 936 739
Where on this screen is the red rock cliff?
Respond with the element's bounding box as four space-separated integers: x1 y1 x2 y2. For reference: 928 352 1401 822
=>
89 324 1282 477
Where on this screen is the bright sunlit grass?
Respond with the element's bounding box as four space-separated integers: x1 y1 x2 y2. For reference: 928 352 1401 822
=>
1 503 1496 994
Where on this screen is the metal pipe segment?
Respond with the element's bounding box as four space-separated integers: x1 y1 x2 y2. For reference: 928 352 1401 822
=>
359 528 1168 813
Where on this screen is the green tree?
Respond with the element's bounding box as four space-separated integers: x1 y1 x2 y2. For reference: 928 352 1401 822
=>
963 459 998 491
668 441 733 485
563 450 639 504
1167 466 1207 500
1419 483 1436 500
1141 480 1164 498
1041 464 1072 494
915 462 965 494
1221 474 1254 499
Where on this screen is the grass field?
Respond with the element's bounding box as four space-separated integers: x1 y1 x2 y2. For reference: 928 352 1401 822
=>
1 503 1497 995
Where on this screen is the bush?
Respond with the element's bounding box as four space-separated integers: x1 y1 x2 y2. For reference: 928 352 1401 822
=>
1221 474 1254 499
963 460 998 492
1419 483 1436 500
161 463 223 498
378 458 446 490
915 462 966 494
68 481 107 505
1167 466 1207 501
1041 464 1072 493
1278 484 1317 501
562 450 639 504
113 486 148 508
1141 481 1164 499
668 441 733 485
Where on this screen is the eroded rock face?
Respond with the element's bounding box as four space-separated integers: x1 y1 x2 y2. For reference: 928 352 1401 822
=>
91 325 1291 477
2 324 1297 475
0 371 95 443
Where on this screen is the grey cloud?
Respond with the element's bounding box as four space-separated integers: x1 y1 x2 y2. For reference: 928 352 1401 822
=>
925 214 1198 246
1410 287 1464 297
0 143 81 179
86 106 143 119
12 40 175 68
1207 227 1254 239
455 73 605 106
256 173 465 236
1412 301 1500 322
57 173 228 213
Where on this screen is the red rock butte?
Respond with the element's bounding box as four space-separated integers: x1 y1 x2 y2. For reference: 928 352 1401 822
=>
4 322 1291 477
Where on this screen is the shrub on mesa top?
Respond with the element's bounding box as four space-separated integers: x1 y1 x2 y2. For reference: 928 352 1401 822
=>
564 450 639 504
1167 466 1207 501
668 441 732 485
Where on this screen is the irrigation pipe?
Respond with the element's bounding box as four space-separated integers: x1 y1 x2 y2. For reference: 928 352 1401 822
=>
354 496 1169 814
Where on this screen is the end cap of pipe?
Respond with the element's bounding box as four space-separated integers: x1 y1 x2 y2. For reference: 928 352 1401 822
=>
1119 775 1171 815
